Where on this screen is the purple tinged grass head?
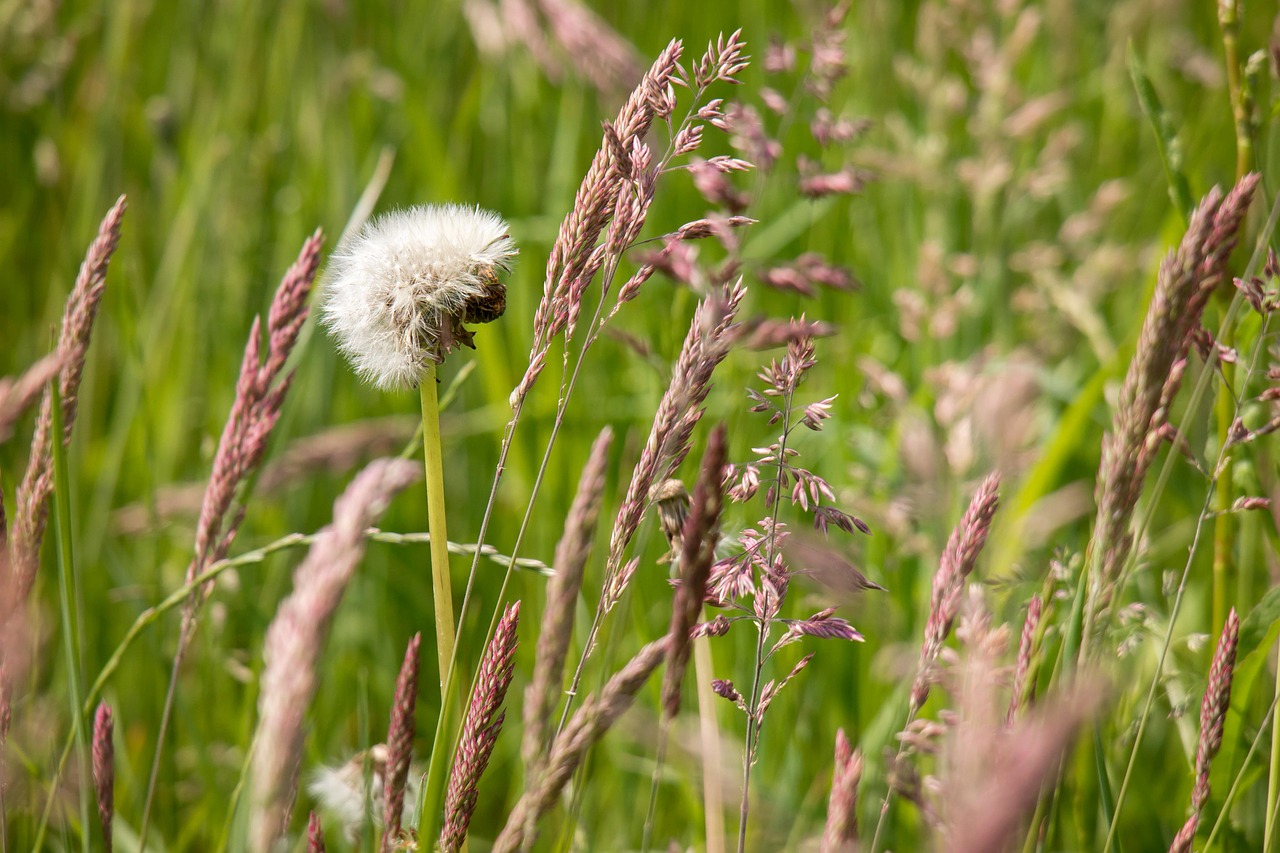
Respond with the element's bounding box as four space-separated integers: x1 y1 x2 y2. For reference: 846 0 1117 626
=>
516 39 684 408
92 702 115 853
523 428 613 772
382 633 421 850
933 590 1106 853
1170 608 1239 853
910 471 1001 715
1091 175 1259 622
307 812 326 853
441 601 521 853
190 230 325 596
250 457 419 851
1006 593 1042 726
9 195 126 604
602 283 744 612
661 423 728 718
821 729 863 853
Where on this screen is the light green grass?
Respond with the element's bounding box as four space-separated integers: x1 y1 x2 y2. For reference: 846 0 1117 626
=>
2 0 1279 850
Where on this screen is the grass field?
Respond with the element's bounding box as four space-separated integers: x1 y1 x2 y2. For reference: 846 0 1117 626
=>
3 0 1280 850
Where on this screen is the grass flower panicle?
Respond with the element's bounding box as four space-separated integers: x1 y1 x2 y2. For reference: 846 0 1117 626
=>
322 204 517 389
307 812 326 852
523 427 612 774
441 602 521 853
9 195 127 603
382 633 421 850
910 471 1001 715
250 458 419 851
1170 608 1240 853
821 728 862 853
91 702 114 853
661 423 727 718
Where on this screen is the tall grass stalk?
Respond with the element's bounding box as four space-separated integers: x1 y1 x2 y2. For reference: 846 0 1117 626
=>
48 389 90 853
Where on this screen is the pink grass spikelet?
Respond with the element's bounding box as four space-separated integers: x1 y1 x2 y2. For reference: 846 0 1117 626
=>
517 39 684 407
1007 594 1042 726
602 283 744 611
382 633 421 850
9 194 126 603
307 812 326 852
1170 608 1240 853
250 458 419 851
441 602 520 853
92 702 115 853
910 471 1001 715
1090 175 1258 624
821 729 863 853
190 230 325 597
661 423 727 718
523 428 612 771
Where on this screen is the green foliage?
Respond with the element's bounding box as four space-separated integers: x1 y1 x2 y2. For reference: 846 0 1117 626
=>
3 0 1280 850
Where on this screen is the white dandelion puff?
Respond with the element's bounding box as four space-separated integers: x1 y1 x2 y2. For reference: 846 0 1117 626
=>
322 204 518 389
307 745 422 843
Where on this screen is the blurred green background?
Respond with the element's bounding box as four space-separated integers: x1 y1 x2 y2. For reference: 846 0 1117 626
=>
2 0 1279 849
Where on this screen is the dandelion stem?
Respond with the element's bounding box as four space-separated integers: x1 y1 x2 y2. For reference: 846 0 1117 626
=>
419 363 459 705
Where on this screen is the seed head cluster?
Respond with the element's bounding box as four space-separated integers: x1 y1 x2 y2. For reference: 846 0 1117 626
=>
323 204 517 389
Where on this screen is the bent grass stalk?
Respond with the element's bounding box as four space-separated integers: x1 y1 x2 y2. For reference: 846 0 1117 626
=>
35 526 535 845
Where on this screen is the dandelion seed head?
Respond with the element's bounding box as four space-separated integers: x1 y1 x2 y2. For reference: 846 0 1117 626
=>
322 204 517 389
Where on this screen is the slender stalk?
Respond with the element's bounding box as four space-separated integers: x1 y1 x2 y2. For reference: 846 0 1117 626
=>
42 388 91 853
1212 0 1249 647
641 721 672 851
1217 0 1252 181
1213 347 1234 639
1205 693 1279 850
218 731 258 851
694 634 725 853
419 362 458 703
1267 650 1280 851
737 387 793 853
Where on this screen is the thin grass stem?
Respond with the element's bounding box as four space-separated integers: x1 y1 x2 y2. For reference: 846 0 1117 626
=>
37 387 91 853
737 386 793 853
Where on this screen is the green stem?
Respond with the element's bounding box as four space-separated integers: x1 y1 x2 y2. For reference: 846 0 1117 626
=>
1213 338 1234 639
1217 0 1253 181
1267 644 1280 851
419 362 458 704
44 387 91 853
417 362 466 851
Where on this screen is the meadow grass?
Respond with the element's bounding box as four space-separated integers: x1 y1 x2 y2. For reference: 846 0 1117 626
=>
2 0 1280 850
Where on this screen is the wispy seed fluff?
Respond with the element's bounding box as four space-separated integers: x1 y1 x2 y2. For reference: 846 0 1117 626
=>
322 204 517 389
